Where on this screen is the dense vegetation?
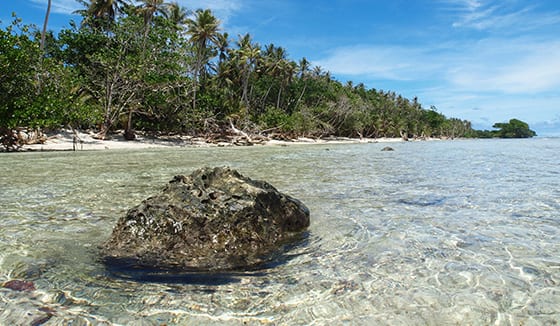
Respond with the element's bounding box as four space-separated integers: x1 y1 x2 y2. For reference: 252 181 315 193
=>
0 0 534 151
473 119 537 138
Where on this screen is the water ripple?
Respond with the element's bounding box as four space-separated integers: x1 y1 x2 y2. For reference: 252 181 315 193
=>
1 139 559 323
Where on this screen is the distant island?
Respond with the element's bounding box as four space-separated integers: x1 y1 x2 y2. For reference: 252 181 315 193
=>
473 119 537 138
0 1 536 151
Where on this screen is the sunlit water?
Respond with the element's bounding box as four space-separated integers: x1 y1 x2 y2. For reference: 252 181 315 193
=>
1 139 559 325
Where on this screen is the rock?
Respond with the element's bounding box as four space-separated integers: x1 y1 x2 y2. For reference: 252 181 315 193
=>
31 313 53 326
381 146 394 151
101 167 310 271
2 280 36 292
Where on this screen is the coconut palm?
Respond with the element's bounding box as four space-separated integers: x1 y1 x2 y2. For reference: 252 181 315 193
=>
186 9 220 72
90 0 128 20
215 32 230 64
186 9 220 110
262 44 294 110
76 0 129 30
235 33 260 112
297 57 310 80
136 0 170 36
164 2 190 28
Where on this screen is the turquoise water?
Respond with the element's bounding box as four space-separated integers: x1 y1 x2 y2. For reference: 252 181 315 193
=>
1 139 559 324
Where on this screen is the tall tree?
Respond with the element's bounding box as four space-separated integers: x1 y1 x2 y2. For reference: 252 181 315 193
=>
215 32 229 64
164 1 189 27
136 0 170 37
262 44 293 110
297 57 310 79
84 13 144 139
89 0 126 20
186 9 220 111
294 57 311 110
78 0 129 30
235 33 260 113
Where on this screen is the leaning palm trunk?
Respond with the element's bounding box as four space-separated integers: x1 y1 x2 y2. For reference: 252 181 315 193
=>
36 0 52 92
40 0 52 53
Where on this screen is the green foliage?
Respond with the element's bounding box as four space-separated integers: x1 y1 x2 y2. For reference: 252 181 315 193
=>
492 119 537 138
1 17 96 130
0 18 41 129
421 107 446 133
2 3 490 144
470 119 537 138
258 107 291 129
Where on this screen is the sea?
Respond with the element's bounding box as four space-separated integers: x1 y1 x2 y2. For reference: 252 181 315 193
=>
1 138 559 325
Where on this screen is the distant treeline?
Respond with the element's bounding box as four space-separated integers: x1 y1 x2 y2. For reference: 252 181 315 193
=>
472 119 536 138
0 0 535 150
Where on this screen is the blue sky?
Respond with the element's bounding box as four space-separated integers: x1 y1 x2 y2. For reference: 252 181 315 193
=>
2 0 560 135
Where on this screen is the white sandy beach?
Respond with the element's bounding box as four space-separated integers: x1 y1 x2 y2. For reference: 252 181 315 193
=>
20 129 409 151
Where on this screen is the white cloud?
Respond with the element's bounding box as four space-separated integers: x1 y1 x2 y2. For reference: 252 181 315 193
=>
412 83 560 135
29 0 245 22
441 0 560 32
176 0 244 27
183 0 242 13
314 36 560 134
533 116 560 136
446 38 560 94
30 0 83 15
314 45 442 81
316 37 560 95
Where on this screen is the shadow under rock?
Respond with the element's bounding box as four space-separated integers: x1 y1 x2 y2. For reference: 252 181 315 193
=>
101 231 312 286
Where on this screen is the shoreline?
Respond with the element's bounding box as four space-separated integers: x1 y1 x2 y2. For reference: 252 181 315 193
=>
12 129 432 152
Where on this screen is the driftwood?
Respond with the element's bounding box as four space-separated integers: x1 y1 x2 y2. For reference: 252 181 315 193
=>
1 128 19 151
229 119 252 138
400 130 409 141
17 128 47 145
228 119 270 146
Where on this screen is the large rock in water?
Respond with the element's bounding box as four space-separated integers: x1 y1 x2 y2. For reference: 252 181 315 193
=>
101 167 310 271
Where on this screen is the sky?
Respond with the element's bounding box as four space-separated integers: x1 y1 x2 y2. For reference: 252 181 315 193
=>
2 0 560 136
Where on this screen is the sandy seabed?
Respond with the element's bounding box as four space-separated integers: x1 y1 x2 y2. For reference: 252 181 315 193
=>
21 130 409 152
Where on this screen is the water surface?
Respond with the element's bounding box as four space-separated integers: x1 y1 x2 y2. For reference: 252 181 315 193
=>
1 139 559 324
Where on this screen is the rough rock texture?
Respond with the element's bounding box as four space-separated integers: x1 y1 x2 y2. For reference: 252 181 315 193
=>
101 167 310 271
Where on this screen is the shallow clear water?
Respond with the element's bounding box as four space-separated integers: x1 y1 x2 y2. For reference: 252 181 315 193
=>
1 139 559 325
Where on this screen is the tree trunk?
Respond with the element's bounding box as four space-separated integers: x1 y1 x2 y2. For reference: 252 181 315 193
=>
95 76 115 140
124 108 136 140
276 86 282 109
260 85 273 113
191 53 203 113
40 0 52 53
294 83 307 111
241 68 251 115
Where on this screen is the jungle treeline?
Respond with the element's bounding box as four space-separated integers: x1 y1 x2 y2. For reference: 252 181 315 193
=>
2 0 491 149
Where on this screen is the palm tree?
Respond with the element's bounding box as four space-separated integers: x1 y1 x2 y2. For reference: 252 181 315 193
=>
215 32 230 64
297 57 310 80
262 44 293 110
91 0 127 19
312 65 331 82
136 0 170 37
164 1 190 28
294 57 311 110
235 33 260 112
186 9 220 110
77 0 129 30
